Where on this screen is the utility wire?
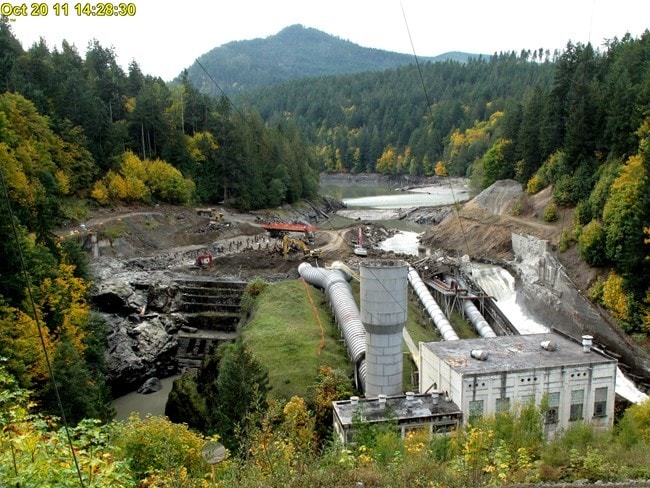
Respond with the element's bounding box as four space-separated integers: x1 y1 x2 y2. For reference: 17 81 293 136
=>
400 2 475 272
0 166 85 487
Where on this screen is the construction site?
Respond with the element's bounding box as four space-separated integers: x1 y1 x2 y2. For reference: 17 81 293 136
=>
80 183 648 413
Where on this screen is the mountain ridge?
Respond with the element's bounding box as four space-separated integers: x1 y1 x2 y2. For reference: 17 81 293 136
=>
184 24 481 95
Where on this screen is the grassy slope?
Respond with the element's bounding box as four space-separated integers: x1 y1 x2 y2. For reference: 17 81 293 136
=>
243 276 477 400
242 279 353 400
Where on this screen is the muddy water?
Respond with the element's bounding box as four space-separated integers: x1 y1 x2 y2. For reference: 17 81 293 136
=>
112 375 180 420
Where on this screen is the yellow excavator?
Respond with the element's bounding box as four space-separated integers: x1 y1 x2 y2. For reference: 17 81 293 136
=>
282 235 321 259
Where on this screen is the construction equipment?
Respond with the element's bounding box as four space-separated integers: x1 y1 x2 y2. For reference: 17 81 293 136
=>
282 235 321 259
196 208 224 220
194 253 213 267
354 227 368 256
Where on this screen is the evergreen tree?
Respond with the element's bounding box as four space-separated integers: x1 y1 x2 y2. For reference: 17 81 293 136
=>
208 340 269 452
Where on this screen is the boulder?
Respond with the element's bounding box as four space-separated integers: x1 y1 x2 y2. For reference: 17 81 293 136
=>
137 377 163 394
93 280 142 314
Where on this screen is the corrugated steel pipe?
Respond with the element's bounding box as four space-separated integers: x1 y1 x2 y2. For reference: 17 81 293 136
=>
407 266 459 341
298 263 367 391
455 277 497 338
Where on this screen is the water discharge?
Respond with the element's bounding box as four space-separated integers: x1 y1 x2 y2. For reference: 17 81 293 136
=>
467 262 548 335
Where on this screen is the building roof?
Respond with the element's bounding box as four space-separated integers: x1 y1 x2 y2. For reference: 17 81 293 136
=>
421 333 616 376
333 393 462 427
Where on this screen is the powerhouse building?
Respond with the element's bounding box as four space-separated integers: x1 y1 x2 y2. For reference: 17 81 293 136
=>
418 333 617 434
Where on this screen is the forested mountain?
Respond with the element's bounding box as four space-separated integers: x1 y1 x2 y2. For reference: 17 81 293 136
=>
185 24 475 96
244 53 556 176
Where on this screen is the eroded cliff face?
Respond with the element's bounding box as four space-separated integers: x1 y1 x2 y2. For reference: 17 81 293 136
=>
92 268 183 396
511 233 650 385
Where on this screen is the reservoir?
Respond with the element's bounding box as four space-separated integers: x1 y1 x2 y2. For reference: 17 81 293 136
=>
320 176 469 209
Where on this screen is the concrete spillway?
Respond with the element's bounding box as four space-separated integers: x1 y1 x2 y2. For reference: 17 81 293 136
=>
407 266 459 341
298 263 367 391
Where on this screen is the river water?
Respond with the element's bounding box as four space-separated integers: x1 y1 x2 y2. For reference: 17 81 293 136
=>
321 177 470 255
321 177 469 210
112 375 180 420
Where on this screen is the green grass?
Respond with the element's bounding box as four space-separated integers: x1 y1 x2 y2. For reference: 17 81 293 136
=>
242 279 353 401
242 276 476 401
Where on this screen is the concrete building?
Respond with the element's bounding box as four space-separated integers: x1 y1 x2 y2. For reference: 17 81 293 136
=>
418 333 617 435
333 392 462 444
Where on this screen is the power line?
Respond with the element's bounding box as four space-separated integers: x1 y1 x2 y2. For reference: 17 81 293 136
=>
400 1 475 269
0 166 85 487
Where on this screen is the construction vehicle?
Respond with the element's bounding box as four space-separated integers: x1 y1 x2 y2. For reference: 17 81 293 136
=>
282 235 321 259
193 253 213 267
353 227 368 256
196 208 224 220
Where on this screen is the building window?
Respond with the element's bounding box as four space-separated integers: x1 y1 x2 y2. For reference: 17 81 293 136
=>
593 387 608 418
520 395 535 407
495 397 510 414
545 392 560 424
468 400 484 419
570 389 584 421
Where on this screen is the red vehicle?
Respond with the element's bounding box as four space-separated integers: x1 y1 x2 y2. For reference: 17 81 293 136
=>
194 253 213 267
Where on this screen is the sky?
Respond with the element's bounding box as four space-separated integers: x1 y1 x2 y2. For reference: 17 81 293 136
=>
7 0 650 81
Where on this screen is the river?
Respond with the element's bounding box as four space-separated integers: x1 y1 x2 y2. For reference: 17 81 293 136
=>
320 176 469 210
112 375 179 420
321 176 470 255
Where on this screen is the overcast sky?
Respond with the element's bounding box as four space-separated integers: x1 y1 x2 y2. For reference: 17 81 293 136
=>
8 0 650 81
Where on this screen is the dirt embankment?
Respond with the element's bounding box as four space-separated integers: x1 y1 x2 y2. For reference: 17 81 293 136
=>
420 180 601 293
80 199 361 281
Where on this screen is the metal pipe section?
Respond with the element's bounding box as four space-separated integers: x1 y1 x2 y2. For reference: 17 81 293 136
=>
298 263 367 390
455 278 497 338
407 266 459 341
360 259 408 398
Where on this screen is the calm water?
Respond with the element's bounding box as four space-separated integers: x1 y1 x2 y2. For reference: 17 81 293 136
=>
112 375 179 420
320 179 469 209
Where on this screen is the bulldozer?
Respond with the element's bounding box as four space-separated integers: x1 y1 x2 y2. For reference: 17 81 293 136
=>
196 208 224 220
282 235 321 259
